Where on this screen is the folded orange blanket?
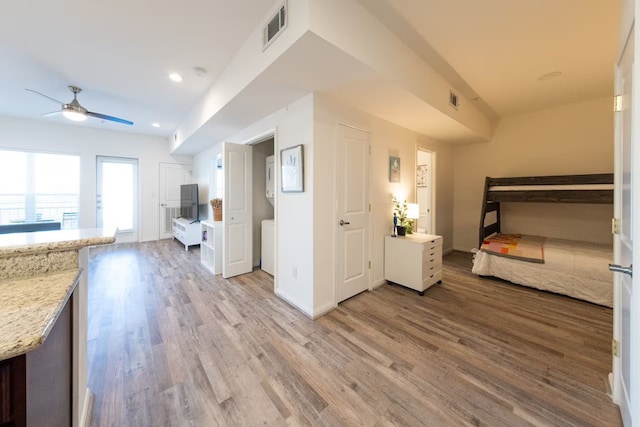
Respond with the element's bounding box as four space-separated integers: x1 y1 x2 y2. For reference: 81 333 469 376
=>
481 233 545 263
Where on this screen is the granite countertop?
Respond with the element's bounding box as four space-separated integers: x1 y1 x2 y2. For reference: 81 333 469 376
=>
0 228 116 255
0 227 116 361
0 269 81 361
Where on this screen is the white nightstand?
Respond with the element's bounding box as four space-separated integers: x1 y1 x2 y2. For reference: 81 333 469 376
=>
384 233 443 295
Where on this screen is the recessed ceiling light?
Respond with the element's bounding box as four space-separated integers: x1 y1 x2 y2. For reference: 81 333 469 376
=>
537 71 562 81
169 73 183 82
152 123 160 128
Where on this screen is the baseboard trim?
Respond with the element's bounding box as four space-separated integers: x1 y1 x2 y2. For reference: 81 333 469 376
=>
371 278 386 289
275 288 314 319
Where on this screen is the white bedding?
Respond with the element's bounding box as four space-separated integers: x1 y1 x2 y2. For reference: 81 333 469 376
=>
472 237 613 307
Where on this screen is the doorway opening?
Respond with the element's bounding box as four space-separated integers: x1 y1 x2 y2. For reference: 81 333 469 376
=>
416 148 435 234
218 132 277 282
249 136 276 277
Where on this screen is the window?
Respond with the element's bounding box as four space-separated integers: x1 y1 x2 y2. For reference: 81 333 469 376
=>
0 150 80 229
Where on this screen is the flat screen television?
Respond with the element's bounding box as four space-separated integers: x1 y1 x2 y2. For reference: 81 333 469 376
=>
180 184 199 222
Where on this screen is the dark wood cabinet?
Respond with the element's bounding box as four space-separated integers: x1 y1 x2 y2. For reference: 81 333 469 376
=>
0 296 72 427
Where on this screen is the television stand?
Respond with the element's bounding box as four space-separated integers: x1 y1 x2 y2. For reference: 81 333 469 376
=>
172 217 201 250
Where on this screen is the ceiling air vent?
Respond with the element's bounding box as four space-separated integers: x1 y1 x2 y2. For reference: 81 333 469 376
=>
263 2 287 49
449 90 459 110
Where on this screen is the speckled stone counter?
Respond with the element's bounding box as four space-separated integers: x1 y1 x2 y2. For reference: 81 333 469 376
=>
0 228 116 280
0 227 115 425
0 269 81 361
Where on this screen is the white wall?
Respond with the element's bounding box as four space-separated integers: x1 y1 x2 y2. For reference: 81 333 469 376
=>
313 94 454 314
190 92 455 317
193 144 220 221
0 117 191 241
313 95 453 314
453 97 614 251
191 94 316 316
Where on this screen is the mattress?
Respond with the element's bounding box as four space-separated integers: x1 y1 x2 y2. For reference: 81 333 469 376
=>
472 237 613 307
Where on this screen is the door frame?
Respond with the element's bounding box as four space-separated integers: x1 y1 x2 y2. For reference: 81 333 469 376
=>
241 129 278 288
416 145 436 235
612 9 638 424
96 155 139 243
334 122 372 305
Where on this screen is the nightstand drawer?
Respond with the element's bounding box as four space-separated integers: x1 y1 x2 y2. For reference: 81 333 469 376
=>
423 258 442 270
422 247 442 262
423 271 443 288
422 237 442 251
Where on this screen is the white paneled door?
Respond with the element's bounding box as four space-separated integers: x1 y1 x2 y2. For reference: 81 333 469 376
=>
336 125 370 303
612 21 637 427
223 142 253 278
159 163 192 239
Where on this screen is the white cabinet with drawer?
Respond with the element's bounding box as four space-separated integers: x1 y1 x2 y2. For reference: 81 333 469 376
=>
172 217 201 250
384 233 443 295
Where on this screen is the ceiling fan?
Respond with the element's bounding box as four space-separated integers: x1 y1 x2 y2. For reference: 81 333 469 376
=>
25 85 134 125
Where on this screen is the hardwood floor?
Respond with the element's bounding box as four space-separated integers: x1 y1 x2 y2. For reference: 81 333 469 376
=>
87 240 621 426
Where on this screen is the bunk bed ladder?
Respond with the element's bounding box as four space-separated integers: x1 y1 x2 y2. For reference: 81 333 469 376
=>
479 176 500 248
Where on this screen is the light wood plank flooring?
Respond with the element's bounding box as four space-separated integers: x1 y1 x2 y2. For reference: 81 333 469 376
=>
87 240 621 426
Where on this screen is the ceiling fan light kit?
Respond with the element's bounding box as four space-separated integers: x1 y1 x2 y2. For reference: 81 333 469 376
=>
26 85 134 126
62 109 87 121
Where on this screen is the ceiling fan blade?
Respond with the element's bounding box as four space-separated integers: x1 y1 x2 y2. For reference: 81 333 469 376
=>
25 88 64 105
42 111 61 117
86 111 133 125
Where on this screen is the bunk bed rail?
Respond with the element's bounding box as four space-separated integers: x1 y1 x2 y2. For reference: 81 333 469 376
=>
478 173 613 247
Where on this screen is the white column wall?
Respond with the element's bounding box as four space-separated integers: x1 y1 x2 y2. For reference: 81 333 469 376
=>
192 92 455 317
192 94 316 316
313 95 454 314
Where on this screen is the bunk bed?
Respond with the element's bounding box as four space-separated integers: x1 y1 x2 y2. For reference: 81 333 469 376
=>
472 173 614 307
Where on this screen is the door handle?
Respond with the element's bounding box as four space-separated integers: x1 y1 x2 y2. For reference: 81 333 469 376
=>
609 263 633 277
339 220 350 226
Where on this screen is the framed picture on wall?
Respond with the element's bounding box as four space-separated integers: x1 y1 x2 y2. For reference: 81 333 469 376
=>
389 156 401 182
281 144 304 192
417 164 428 187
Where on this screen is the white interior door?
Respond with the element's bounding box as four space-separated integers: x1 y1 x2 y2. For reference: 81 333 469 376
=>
612 23 637 427
223 142 253 278
336 125 370 302
159 163 192 239
96 156 138 242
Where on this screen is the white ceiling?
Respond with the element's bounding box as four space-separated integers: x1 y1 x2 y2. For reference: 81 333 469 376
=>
0 0 620 143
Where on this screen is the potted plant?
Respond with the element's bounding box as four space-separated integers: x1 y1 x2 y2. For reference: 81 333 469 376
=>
210 198 222 221
392 196 413 236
